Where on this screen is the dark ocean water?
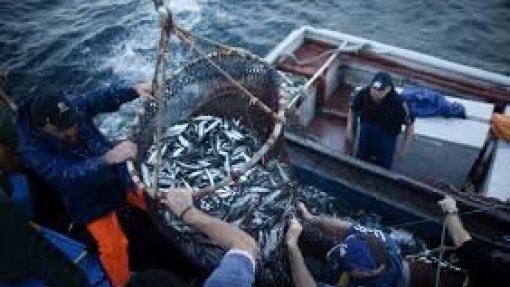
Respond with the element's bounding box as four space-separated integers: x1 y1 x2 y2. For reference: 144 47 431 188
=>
1 0 509 104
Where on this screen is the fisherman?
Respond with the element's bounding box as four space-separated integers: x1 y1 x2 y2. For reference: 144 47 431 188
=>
346 72 415 169
437 196 510 287
127 187 259 287
16 80 152 287
286 202 403 287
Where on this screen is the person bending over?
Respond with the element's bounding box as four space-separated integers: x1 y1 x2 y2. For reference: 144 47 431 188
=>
286 202 403 287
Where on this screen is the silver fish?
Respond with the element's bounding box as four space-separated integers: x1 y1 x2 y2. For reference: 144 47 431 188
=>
164 123 188 137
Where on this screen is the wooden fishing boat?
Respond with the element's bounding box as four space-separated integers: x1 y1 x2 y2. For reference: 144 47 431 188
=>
265 26 510 250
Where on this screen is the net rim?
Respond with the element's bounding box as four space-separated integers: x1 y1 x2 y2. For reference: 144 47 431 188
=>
126 49 287 197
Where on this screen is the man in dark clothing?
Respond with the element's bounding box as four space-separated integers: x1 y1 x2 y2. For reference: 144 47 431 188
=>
438 196 510 287
346 72 415 169
17 80 151 287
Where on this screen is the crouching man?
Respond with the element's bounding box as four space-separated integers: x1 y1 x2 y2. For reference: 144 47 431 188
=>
17 81 151 287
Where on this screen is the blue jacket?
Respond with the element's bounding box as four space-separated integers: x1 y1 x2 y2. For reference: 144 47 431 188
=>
17 81 138 225
401 85 466 118
325 225 403 287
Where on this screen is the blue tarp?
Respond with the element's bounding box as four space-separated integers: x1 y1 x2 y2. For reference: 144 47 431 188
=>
1 228 110 287
401 85 466 118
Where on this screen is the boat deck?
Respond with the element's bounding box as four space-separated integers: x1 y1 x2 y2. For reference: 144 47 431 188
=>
321 84 352 118
304 84 352 154
306 114 347 154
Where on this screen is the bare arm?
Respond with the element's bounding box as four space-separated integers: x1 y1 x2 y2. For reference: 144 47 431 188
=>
397 123 414 158
346 108 354 139
162 189 259 259
444 213 472 247
286 217 317 287
298 202 351 239
438 196 472 247
185 208 258 257
345 108 355 155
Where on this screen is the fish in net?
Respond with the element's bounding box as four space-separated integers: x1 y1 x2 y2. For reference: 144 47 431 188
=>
125 37 299 285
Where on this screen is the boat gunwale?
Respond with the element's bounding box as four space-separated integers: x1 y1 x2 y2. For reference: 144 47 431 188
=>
266 26 510 105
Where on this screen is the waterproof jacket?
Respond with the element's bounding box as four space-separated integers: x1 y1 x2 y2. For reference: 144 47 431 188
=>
17 81 138 225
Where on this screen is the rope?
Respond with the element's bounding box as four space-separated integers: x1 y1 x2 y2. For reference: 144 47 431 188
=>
388 205 503 229
152 3 173 199
173 24 236 53
173 25 295 85
0 71 17 113
127 0 173 198
394 204 506 282
280 49 336 66
173 27 284 123
434 219 447 287
405 245 457 259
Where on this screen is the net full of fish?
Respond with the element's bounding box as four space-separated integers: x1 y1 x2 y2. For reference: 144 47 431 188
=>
141 115 260 191
141 115 296 286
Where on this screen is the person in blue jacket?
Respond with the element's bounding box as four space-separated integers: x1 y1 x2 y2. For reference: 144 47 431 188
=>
346 72 415 169
286 202 403 287
17 80 151 287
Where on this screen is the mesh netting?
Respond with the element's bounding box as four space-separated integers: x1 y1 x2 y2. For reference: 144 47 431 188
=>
134 50 283 166
127 42 295 286
131 49 286 192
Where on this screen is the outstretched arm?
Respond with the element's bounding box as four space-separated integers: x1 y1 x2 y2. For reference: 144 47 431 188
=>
397 100 415 159
397 123 414 159
298 202 351 239
345 108 355 155
70 81 151 117
286 217 317 287
438 196 471 247
161 189 259 259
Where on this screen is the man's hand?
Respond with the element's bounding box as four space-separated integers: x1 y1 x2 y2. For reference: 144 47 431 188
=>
344 128 354 156
135 82 153 99
297 202 315 222
160 188 194 217
286 217 303 248
103 141 137 164
438 196 459 214
395 146 408 161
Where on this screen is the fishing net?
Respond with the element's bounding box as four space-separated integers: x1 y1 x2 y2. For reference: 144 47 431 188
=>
124 7 295 284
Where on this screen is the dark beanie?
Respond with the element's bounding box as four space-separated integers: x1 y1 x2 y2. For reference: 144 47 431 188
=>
29 94 78 129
